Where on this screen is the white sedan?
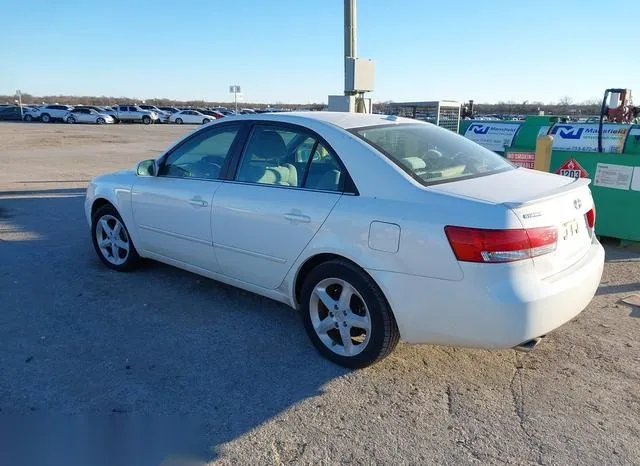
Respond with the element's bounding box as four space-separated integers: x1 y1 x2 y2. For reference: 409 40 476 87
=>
169 110 214 125
66 108 114 124
85 112 604 368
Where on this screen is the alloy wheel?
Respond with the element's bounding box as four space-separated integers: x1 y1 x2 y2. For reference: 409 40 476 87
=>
309 277 371 357
95 214 130 266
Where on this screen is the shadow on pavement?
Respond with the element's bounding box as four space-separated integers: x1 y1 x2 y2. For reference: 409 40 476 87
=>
0 192 347 465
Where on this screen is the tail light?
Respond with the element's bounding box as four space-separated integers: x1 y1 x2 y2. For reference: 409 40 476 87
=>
586 206 596 229
445 226 558 263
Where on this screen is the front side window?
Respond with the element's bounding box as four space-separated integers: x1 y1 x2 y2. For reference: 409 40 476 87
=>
351 123 513 185
159 125 240 180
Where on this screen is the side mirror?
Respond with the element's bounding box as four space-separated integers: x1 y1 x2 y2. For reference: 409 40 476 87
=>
136 159 157 177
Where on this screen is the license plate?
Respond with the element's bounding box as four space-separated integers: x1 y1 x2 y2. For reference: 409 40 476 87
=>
561 219 579 241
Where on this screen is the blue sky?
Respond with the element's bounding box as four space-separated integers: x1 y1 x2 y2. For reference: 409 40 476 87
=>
1 0 637 104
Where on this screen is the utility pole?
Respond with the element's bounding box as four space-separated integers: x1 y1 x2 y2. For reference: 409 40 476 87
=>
344 0 356 97
16 90 23 119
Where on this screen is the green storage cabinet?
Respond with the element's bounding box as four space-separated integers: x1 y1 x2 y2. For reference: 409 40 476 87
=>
549 151 640 241
510 116 559 151
623 125 640 154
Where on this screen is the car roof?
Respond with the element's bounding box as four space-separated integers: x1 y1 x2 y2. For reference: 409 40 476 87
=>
221 111 418 130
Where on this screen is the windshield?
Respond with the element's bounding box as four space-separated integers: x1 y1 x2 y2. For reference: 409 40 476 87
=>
351 123 514 185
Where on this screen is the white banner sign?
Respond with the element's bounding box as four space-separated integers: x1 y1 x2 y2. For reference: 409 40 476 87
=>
594 163 633 190
463 122 521 152
549 123 631 153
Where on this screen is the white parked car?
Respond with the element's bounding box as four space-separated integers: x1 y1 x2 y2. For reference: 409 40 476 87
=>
85 112 604 368
65 108 114 124
33 104 74 122
169 110 214 125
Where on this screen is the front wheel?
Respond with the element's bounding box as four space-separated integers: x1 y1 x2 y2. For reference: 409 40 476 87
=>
300 259 400 368
91 204 140 272
41 113 51 123
24 114 33 122
96 117 105 124
142 115 151 125
66 116 76 124
202 118 210 124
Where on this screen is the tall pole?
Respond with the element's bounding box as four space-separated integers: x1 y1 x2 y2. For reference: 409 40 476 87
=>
344 0 356 96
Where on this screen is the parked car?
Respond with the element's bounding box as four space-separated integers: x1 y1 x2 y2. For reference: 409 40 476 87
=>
0 106 27 121
196 108 225 119
169 109 214 125
138 105 171 123
33 104 74 122
85 112 604 368
106 105 159 124
158 106 180 114
65 108 114 124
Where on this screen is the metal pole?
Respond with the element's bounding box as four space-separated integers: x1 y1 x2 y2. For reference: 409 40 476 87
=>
234 91 238 113
344 0 356 96
17 90 23 119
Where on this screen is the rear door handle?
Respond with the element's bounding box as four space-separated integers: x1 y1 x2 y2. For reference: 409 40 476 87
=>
188 198 208 207
284 212 311 223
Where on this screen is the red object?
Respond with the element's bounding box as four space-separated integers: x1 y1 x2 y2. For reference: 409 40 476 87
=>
445 226 558 263
507 151 535 169
556 158 589 179
586 207 596 229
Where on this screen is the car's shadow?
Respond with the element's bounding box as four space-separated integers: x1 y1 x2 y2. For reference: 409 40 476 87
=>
0 189 347 465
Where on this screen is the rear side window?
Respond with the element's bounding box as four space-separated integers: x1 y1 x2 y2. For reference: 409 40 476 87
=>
235 125 345 192
351 123 513 185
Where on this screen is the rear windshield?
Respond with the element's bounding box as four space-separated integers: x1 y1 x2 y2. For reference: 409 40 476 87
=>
351 123 513 185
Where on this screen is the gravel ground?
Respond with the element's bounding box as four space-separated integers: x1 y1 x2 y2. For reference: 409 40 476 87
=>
0 122 638 466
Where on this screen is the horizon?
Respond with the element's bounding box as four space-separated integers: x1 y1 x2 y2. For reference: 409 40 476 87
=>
1 0 638 104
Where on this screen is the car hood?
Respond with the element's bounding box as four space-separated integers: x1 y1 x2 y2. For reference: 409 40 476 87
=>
426 167 581 206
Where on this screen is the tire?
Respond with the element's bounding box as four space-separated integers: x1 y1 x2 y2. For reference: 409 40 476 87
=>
41 113 51 123
24 114 33 122
96 117 105 124
300 259 400 369
67 116 76 124
91 204 141 272
175 118 183 124
202 118 210 124
142 115 151 125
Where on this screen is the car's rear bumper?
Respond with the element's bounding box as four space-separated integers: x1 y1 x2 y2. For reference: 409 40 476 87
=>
368 239 604 348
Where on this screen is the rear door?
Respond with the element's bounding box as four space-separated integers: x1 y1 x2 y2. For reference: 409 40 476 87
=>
131 122 245 272
212 122 350 289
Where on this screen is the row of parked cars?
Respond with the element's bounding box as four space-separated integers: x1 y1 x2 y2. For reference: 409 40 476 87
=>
0 103 285 125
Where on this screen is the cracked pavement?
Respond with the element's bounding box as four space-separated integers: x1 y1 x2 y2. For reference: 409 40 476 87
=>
0 123 639 465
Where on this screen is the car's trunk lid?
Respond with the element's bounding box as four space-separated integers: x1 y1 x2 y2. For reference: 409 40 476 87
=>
429 168 595 278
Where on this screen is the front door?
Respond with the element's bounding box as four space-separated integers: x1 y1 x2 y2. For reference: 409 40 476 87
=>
212 123 348 289
131 123 243 272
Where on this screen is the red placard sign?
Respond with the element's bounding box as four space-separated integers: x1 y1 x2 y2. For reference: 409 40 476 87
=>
507 151 535 169
556 158 589 179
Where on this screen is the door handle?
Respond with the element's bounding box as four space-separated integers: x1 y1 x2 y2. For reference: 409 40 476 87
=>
284 212 311 223
188 198 208 207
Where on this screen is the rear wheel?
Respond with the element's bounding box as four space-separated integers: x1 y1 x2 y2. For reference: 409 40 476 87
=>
202 118 210 124
41 113 51 123
142 115 151 125
91 204 140 272
175 118 183 124
300 259 400 368
66 116 76 124
24 114 33 122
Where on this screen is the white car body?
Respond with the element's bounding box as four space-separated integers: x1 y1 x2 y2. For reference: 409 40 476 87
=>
33 104 74 122
65 108 114 124
85 112 604 355
169 110 214 125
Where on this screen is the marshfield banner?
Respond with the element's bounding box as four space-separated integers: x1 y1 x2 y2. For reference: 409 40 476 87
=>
549 123 631 153
463 122 521 152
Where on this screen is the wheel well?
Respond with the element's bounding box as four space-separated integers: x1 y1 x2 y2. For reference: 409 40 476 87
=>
91 198 113 218
294 253 358 306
